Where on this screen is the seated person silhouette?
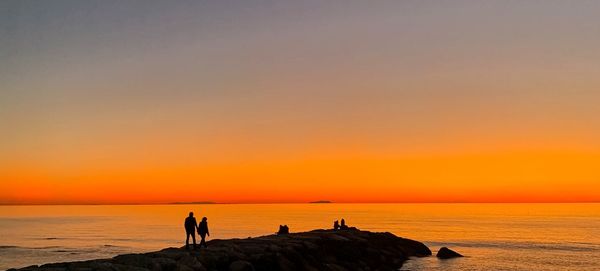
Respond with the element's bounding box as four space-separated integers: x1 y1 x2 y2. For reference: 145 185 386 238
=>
340 218 348 230
184 212 198 249
198 217 210 248
277 225 289 235
333 220 340 230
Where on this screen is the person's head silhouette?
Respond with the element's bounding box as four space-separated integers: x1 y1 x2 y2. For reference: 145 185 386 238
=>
189 212 194 217
202 217 207 222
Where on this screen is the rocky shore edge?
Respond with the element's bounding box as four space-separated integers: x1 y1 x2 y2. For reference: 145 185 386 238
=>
10 228 432 271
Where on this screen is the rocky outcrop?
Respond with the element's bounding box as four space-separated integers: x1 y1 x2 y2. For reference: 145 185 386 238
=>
436 247 463 259
10 228 431 271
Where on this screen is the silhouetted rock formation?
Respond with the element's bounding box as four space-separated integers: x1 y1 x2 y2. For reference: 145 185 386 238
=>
10 228 431 271
436 246 463 259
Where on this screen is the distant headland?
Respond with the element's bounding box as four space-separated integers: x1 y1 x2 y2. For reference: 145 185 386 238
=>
309 200 333 204
169 201 218 205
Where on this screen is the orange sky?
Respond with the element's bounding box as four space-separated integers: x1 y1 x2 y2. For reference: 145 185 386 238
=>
2 1 600 204
2 148 600 204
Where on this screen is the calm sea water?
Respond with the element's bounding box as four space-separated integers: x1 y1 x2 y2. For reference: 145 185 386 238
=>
0 204 598 270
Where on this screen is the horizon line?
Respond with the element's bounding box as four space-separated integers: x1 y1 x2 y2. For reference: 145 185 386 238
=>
1 201 599 206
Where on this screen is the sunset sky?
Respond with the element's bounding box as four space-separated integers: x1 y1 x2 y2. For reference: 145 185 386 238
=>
1 1 600 204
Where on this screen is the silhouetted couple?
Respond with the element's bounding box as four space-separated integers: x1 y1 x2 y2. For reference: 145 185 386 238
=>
184 212 210 249
333 218 348 230
277 225 289 235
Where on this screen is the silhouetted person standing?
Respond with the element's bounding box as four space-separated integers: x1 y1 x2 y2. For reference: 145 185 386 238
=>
198 217 209 248
184 212 198 249
340 218 348 229
333 220 340 230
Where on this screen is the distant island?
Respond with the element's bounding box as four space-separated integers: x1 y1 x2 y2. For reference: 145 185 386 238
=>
169 201 217 205
10 228 431 271
309 200 333 203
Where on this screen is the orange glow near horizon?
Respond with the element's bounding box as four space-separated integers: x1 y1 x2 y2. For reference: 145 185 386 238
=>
2 148 600 204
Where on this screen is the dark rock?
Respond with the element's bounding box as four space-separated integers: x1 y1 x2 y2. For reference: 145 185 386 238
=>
88 262 117 271
177 255 206 271
113 263 149 271
114 253 154 268
436 247 463 259
228 260 254 271
152 257 178 271
175 265 193 271
325 263 349 271
10 229 431 271
153 248 186 260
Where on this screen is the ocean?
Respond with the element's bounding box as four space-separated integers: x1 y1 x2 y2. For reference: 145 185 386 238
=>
0 203 598 270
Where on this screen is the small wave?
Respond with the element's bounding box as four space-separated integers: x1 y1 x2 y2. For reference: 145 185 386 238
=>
103 244 123 247
0 245 18 249
0 245 62 250
108 238 134 241
31 246 62 250
104 244 128 248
